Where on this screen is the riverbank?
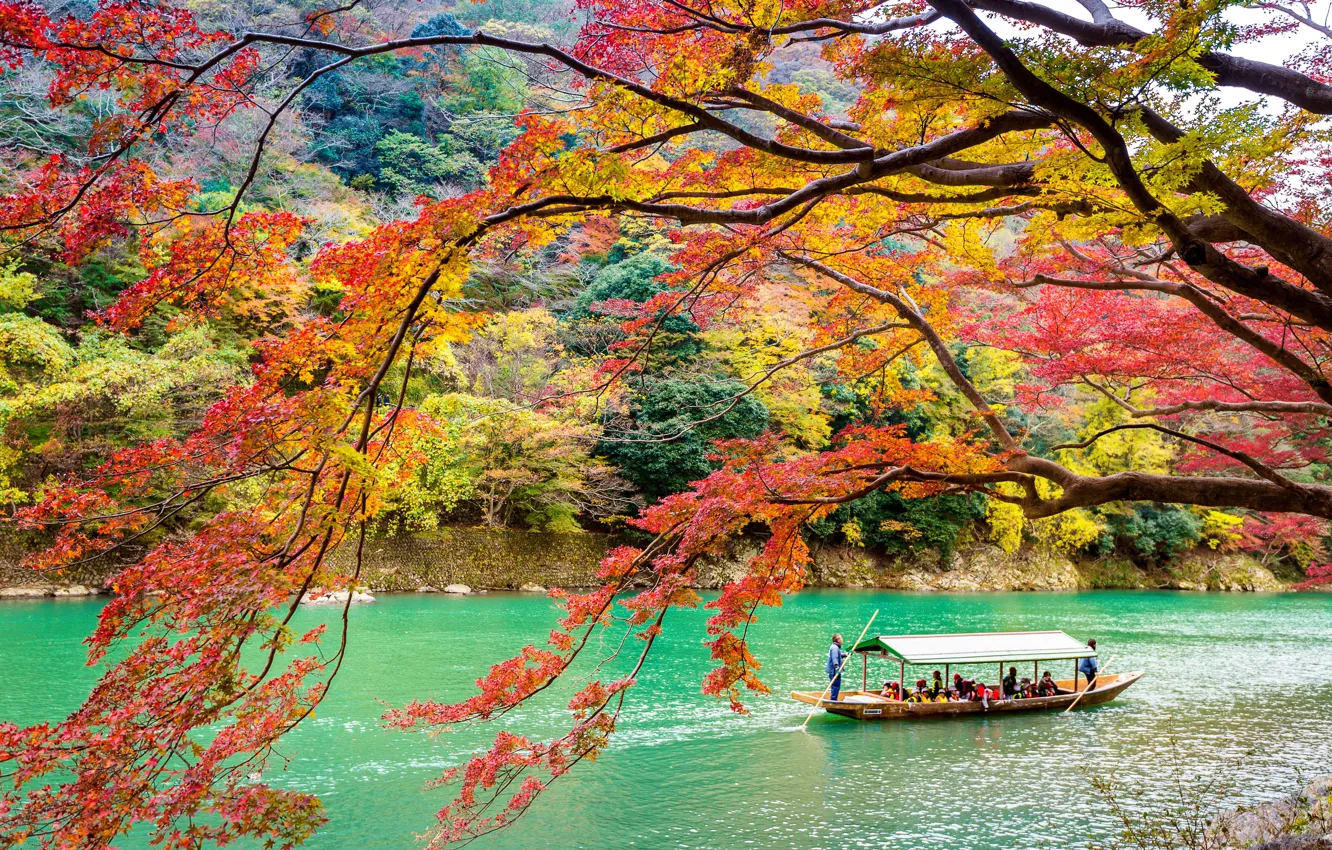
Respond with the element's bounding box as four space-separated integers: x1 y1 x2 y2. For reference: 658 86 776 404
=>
338 528 1298 593
0 527 1303 596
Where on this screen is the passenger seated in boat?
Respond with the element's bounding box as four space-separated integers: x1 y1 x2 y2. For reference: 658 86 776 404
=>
906 679 930 702
1019 677 1034 698
1002 667 1019 698
972 681 994 708
880 681 903 701
1037 671 1058 697
953 674 972 699
930 670 944 697
947 688 963 702
934 690 950 703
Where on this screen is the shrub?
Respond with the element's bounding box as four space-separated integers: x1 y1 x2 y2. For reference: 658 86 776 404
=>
1106 503 1203 564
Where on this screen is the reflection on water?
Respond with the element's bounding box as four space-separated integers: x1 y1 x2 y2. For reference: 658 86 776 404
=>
0 590 1329 849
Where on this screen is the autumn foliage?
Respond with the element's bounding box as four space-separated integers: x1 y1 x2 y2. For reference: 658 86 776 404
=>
2 0 1332 845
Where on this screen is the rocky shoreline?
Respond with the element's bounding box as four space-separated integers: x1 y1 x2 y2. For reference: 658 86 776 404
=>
0 583 104 599
0 528 1308 598
1214 777 1332 849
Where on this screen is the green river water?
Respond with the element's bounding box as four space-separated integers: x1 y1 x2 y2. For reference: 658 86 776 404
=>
2 590 1330 849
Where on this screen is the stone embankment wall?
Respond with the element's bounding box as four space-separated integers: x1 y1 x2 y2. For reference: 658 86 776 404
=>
332 528 613 590
0 534 110 597
342 528 1292 593
794 540 1291 593
0 526 1297 594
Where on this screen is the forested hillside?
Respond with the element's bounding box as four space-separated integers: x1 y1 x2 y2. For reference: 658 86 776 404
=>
1 0 1321 575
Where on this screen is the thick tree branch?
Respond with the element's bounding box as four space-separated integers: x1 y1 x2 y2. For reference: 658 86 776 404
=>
769 466 1039 504
906 160 1036 187
929 0 1332 331
966 0 1332 113
1138 107 1332 297
786 259 1332 519
1081 377 1332 418
1021 469 1332 518
1124 399 1332 418
1052 422 1298 489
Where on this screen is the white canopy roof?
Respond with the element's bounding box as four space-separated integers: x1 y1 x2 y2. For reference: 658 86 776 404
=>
853 630 1096 665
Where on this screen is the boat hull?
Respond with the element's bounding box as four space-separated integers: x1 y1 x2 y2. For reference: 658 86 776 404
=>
790 672 1144 720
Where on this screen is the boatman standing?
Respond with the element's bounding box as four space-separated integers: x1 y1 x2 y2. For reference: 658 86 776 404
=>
827 633 849 701
1077 638 1099 692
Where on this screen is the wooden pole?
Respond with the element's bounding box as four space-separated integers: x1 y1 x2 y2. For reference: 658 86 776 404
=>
862 652 868 691
899 659 905 693
801 609 879 730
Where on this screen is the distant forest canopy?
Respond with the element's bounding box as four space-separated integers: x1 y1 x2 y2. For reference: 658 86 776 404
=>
0 0 1323 576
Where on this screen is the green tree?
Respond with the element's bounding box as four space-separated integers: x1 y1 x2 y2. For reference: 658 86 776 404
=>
374 130 486 196
386 393 634 533
808 491 987 558
596 378 769 503
1 325 248 486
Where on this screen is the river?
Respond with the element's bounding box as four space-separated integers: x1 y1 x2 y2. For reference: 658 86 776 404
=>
1 590 1330 849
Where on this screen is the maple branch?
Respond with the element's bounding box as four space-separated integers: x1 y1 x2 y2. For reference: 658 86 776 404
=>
965 0 1332 113
716 87 871 151
848 185 1041 204
929 0 1332 331
785 260 1332 519
1028 469 1332 518
1134 399 1332 417
782 253 1022 452
1253 1 1332 38
767 10 941 35
602 320 911 443
1020 274 1332 405
605 122 706 153
218 30 887 166
1052 422 1299 489
907 159 1037 187
769 466 1039 504
1137 107 1332 297
486 111 1052 228
1182 214 1253 244
1082 381 1332 419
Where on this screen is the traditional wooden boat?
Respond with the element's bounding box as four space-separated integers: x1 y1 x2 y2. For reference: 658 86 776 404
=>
791 630 1143 721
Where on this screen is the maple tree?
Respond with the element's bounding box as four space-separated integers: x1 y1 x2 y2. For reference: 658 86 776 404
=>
2 0 1332 845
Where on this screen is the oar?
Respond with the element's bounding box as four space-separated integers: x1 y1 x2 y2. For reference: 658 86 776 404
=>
1064 654 1116 713
801 608 879 731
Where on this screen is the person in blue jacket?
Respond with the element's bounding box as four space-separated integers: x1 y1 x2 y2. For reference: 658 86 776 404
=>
1077 638 1099 691
826 633 849 700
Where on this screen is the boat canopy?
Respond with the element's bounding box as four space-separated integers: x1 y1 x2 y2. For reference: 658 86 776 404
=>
852 630 1096 665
